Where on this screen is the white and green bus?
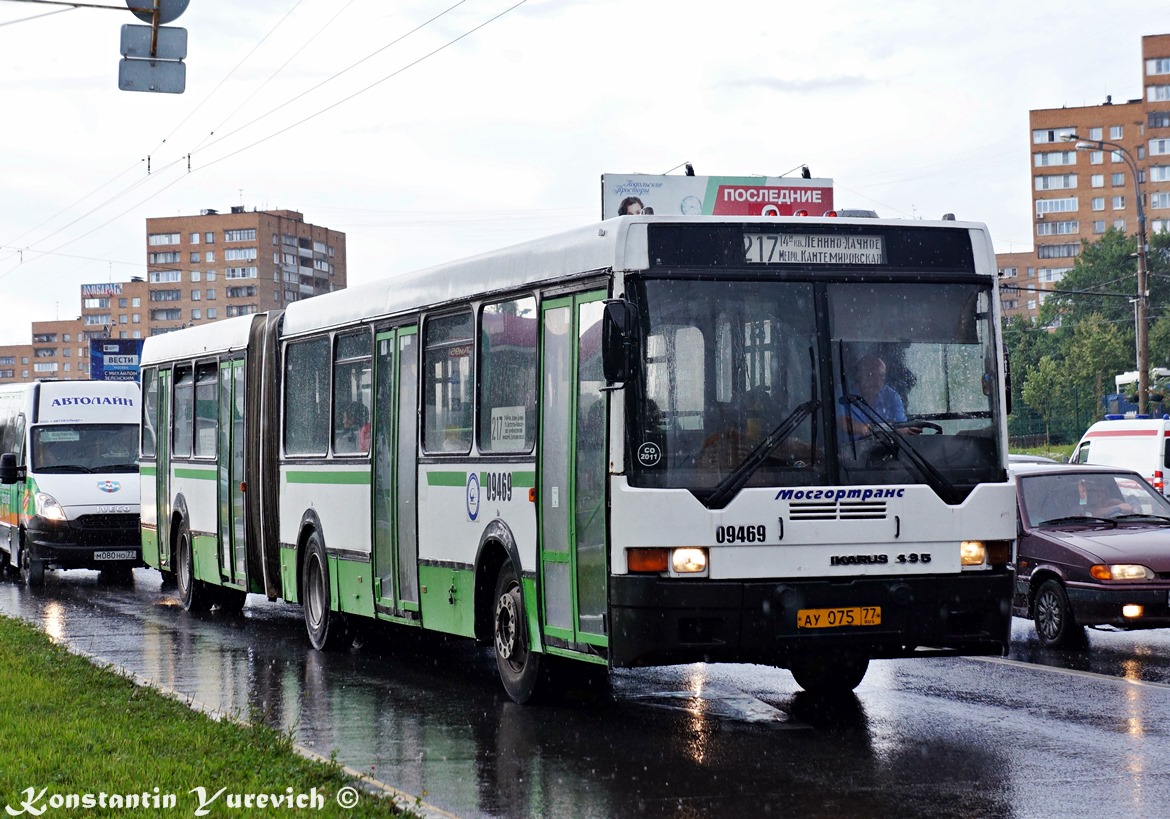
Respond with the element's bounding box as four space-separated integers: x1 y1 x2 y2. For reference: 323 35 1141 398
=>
139 214 1016 702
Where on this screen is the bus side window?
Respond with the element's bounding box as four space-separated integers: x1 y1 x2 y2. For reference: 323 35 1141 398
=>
284 337 331 456
478 296 537 454
423 312 474 454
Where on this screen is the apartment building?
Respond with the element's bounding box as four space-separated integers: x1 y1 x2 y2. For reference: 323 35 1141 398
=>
137 207 346 334
999 33 1170 321
0 207 346 384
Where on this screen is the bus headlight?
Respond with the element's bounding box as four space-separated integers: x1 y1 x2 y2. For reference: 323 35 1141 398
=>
34 492 67 522
671 548 707 575
960 540 986 566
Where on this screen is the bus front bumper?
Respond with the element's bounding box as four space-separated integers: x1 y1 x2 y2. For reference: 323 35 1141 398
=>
608 571 1013 669
25 514 142 570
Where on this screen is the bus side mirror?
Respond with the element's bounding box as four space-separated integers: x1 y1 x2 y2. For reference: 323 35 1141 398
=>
602 299 639 386
0 452 21 485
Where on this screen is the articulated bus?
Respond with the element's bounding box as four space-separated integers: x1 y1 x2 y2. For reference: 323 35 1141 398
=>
139 215 1015 702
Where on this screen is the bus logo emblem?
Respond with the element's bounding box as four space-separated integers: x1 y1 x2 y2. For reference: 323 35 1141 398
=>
98 481 121 493
466 472 480 522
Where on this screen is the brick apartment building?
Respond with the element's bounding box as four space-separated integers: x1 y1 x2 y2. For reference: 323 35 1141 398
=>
999 33 1170 322
0 207 345 384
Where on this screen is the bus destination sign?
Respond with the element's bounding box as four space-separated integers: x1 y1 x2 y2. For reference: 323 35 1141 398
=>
744 233 885 265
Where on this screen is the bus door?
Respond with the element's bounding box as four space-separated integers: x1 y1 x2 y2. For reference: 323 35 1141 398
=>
539 293 608 654
156 368 172 571
217 359 247 585
372 327 420 618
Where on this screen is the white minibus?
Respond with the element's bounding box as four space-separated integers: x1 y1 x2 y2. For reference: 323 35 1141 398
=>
0 380 141 585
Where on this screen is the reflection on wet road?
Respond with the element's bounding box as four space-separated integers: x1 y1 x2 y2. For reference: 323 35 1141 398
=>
3 569 1170 818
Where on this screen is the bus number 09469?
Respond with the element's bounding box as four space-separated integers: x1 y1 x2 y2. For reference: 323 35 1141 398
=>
485 472 512 502
715 524 766 544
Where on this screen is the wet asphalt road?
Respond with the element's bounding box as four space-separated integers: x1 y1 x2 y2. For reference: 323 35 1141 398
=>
2 568 1170 818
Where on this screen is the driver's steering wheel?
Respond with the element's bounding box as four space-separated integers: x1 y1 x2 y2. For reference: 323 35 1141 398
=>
894 420 943 434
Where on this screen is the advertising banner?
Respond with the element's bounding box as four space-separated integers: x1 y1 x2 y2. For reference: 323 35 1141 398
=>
90 339 144 382
601 174 834 219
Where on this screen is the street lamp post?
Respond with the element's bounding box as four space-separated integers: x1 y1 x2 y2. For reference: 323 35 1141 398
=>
1063 132 1151 415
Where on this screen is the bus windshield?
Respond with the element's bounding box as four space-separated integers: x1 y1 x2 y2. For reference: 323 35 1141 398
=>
625 277 1003 503
33 424 139 474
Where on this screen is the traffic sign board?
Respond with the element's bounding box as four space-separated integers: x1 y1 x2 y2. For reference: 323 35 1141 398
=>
125 0 189 25
120 24 187 60
118 58 186 94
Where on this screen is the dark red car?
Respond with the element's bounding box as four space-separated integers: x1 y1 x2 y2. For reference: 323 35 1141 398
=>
1012 463 1170 648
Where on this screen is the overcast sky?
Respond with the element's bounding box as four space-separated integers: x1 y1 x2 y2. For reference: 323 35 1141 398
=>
0 0 1167 344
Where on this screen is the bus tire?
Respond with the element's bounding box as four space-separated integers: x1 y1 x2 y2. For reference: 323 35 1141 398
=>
788 654 869 694
176 520 211 612
303 531 347 650
493 561 542 703
19 541 44 588
215 587 247 614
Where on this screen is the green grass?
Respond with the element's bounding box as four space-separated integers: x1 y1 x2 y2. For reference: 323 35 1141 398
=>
0 614 414 817
1010 444 1074 462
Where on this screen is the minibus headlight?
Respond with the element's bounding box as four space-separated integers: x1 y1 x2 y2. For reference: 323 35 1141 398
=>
34 492 67 522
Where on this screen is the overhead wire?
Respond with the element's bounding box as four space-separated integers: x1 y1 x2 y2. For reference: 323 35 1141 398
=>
0 4 71 26
191 0 472 159
0 0 507 283
1 0 311 265
193 1 527 172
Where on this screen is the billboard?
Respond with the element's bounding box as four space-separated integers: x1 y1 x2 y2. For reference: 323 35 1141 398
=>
90 339 144 382
81 283 124 297
601 174 834 220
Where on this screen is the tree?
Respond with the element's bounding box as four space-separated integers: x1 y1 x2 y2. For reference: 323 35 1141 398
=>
1040 227 1139 330
1021 356 1067 448
1064 313 1131 413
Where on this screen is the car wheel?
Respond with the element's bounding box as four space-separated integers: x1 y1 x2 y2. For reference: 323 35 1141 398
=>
1034 578 1083 649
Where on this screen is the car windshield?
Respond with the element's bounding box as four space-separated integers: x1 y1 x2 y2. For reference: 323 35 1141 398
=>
32 424 139 473
624 277 1005 504
1019 471 1170 526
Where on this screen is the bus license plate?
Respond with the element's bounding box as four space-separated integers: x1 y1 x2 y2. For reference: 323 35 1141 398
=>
94 550 136 561
796 606 881 629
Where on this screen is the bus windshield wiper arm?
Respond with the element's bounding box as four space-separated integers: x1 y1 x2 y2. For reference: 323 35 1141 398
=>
843 395 961 504
705 399 820 510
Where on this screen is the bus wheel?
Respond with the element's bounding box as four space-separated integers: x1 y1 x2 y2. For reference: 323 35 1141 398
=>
19 543 44 588
493 561 541 703
303 531 347 650
176 521 211 612
788 655 869 694
215 588 247 614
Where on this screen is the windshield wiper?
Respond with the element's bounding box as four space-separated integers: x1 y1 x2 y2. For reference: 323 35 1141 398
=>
705 399 820 510
1110 513 1170 524
842 395 962 505
37 465 93 474
1039 515 1117 528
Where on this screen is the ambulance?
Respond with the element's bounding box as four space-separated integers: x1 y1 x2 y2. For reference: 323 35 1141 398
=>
1070 415 1170 495
0 380 141 586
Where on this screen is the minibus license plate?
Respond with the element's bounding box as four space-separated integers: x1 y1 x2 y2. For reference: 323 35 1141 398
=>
94 550 136 561
796 606 881 628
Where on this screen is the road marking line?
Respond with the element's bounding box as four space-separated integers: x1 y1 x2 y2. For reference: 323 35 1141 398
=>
973 655 1170 690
